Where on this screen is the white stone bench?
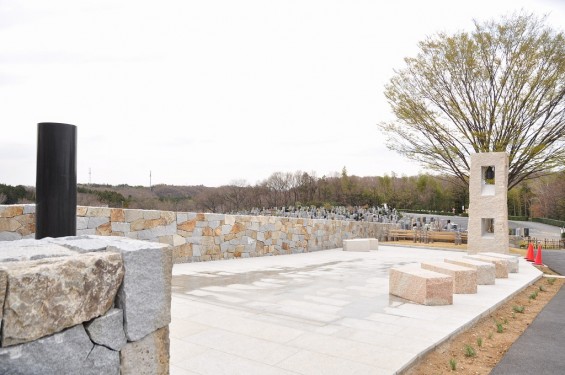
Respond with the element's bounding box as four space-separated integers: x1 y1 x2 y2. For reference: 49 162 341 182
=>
464 255 509 278
445 258 496 285
421 262 477 294
389 266 453 305
481 252 519 273
343 238 378 252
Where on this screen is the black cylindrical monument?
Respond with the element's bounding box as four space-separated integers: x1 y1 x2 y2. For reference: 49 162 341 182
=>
36 122 77 239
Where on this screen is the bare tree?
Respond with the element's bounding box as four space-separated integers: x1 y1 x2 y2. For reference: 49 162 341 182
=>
380 13 565 189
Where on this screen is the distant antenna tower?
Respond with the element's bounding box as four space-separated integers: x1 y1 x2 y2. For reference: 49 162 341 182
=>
150 170 152 191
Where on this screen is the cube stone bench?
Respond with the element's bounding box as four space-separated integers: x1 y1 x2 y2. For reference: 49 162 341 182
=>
342 238 378 252
481 252 519 273
464 255 509 278
420 261 477 294
389 266 453 305
445 258 496 285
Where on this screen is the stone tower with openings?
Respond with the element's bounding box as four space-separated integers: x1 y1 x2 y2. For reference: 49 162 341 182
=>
467 152 509 254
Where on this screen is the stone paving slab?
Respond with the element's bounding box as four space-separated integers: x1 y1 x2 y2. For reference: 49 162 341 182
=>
170 246 541 375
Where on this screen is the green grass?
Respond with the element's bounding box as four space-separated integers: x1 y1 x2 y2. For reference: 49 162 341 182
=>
477 337 483 347
539 285 547 292
488 332 493 339
449 358 457 371
513 305 525 313
547 277 556 285
464 344 476 357
529 290 538 300
496 321 504 333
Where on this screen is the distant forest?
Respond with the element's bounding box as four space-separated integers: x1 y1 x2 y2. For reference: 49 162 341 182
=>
1 168 564 221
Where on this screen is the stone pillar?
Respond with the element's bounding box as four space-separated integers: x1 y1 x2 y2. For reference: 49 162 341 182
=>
36 122 77 239
467 152 509 254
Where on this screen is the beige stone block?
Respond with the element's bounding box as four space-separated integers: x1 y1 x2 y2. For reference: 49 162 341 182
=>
202 227 214 236
445 258 496 285
110 208 125 222
0 206 24 218
1 252 124 346
124 209 144 222
86 207 112 217
160 211 175 224
76 206 88 216
130 219 146 231
481 252 519 273
17 222 35 236
421 262 477 294
0 218 21 232
224 215 235 225
96 222 112 236
389 266 453 305
177 220 196 232
159 235 174 245
120 326 169 375
172 234 185 246
343 239 370 252
143 210 161 220
464 255 509 278
230 222 245 234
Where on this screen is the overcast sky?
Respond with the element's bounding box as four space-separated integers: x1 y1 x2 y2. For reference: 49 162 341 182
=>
1 0 564 187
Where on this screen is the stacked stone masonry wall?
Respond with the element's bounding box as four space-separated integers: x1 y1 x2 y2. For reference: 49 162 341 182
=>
0 205 392 263
0 235 173 374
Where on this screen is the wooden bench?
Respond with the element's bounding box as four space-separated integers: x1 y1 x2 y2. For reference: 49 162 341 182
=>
445 258 496 285
385 229 467 245
421 262 477 294
387 229 414 241
389 266 453 305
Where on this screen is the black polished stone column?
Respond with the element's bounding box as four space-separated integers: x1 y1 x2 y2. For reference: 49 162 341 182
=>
36 122 77 239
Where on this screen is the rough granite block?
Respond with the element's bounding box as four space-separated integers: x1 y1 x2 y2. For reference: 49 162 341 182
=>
464 255 509 278
1 252 124 346
85 308 127 351
389 266 453 305
445 258 496 285
111 240 173 341
481 252 519 273
120 326 170 375
0 241 75 262
421 261 477 294
0 270 6 323
0 325 119 375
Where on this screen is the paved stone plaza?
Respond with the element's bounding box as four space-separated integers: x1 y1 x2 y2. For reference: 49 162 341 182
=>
169 246 541 375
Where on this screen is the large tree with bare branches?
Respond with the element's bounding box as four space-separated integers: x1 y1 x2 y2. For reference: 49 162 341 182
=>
379 13 565 189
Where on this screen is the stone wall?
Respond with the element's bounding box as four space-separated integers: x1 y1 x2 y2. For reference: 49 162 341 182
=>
0 235 172 374
0 205 392 263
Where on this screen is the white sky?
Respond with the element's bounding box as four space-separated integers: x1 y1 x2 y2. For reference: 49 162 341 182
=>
1 0 564 187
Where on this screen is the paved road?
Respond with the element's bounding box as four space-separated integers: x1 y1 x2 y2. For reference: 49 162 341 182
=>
491 250 565 375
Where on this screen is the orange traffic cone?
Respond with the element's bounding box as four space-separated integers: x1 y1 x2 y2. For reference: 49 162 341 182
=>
525 243 534 261
534 244 543 266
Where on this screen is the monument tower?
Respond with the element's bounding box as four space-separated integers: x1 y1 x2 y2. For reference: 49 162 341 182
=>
467 152 509 254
